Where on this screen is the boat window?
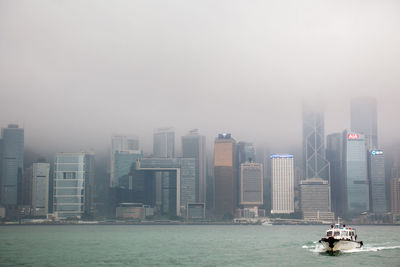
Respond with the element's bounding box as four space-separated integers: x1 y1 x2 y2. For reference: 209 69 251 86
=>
327 231 332 237
334 231 340 236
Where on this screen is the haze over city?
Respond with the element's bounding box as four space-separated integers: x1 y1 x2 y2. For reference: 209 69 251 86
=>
1 1 400 156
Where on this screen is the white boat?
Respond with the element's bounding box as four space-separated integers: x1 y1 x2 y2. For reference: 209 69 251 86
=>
319 220 363 253
261 219 272 226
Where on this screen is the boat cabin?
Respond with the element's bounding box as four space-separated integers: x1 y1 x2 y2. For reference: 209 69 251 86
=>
325 224 357 241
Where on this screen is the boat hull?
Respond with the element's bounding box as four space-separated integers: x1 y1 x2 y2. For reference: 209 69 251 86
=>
319 238 363 252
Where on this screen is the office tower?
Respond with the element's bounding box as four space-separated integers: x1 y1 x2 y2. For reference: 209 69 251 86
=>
368 150 386 214
110 135 140 187
326 133 344 216
302 106 330 181
0 124 24 207
182 129 206 203
391 178 400 214
214 133 236 218
53 152 95 219
270 154 294 214
300 178 334 221
237 142 256 164
239 162 263 207
343 131 369 217
153 127 175 214
32 163 50 216
21 165 33 207
350 97 378 149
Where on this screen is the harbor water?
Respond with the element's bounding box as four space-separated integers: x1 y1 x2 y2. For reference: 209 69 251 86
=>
0 225 399 266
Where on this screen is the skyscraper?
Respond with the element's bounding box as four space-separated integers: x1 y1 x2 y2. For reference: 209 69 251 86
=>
270 154 294 214
239 162 263 207
0 124 24 208
237 142 256 165
302 106 330 181
110 135 140 187
350 97 378 150
53 152 95 219
300 178 334 221
214 133 236 218
368 150 386 214
153 127 175 214
391 178 400 214
326 133 344 216
32 162 50 216
343 131 369 218
182 129 206 203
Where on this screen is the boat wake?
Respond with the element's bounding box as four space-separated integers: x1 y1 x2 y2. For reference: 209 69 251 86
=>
302 242 400 254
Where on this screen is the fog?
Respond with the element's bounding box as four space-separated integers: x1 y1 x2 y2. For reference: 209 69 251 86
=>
1 0 400 157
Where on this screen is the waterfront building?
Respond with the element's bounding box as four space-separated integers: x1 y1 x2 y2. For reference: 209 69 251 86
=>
110 135 140 187
214 133 236 218
343 131 369 218
391 178 400 214
32 162 50 216
302 105 330 181
326 133 344 217
182 129 206 203
131 157 196 217
53 152 95 219
350 97 378 149
0 124 24 208
239 162 263 207
270 154 294 214
368 150 386 214
300 178 334 221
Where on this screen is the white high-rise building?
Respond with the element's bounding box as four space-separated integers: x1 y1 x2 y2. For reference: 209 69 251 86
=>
32 163 50 216
271 154 294 214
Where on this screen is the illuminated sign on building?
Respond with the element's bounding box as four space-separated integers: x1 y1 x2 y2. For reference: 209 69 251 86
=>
371 150 383 156
270 154 294 159
347 133 359 140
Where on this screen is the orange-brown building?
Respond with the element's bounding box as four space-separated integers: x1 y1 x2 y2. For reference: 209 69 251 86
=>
214 133 236 218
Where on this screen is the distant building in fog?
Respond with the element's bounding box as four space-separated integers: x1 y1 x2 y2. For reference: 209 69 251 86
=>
214 133 236 218
302 106 330 181
270 154 294 214
368 150 386 214
53 152 95 219
350 97 378 150
343 131 369 218
0 124 24 211
32 163 50 216
239 162 263 207
110 135 140 187
182 129 206 203
391 178 400 214
237 142 256 165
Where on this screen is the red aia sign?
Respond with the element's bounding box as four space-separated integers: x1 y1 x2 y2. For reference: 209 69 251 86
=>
347 133 359 140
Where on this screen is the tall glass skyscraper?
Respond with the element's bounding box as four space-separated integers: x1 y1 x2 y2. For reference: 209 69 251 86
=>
302 106 330 181
182 129 206 203
0 124 24 207
343 131 369 217
350 97 378 150
368 150 386 214
32 162 50 216
53 152 95 219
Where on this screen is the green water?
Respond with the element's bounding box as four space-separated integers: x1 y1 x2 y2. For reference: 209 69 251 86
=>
0 225 399 266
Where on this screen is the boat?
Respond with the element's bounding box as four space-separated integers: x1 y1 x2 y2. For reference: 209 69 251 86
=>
261 219 272 226
319 219 363 253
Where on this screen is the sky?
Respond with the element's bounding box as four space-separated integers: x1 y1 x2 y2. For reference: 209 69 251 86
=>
1 0 400 156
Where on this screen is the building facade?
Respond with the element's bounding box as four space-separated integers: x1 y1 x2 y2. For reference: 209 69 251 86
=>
239 162 263 207
350 97 378 150
391 178 400 214
300 178 334 221
53 152 95 219
368 150 386 214
270 154 294 214
343 131 369 218
0 124 24 208
182 129 206 203
214 133 236 218
32 163 50 216
302 106 330 181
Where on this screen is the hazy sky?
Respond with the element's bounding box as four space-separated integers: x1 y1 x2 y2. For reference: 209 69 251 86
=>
1 0 399 155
